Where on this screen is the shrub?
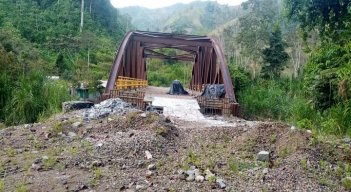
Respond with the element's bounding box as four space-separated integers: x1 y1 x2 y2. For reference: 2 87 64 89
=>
4 72 71 125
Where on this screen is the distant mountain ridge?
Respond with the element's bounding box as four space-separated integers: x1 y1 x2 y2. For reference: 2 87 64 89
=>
119 1 245 35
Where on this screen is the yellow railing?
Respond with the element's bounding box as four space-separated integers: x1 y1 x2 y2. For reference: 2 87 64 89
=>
115 76 148 90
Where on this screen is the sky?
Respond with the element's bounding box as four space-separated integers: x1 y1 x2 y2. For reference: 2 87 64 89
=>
110 0 247 9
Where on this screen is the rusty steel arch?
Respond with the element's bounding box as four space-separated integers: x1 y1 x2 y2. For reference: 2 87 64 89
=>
106 31 237 103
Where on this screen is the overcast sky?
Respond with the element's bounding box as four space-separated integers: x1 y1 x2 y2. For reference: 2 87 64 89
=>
110 0 247 9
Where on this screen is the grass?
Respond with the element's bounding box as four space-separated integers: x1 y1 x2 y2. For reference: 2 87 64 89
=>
6 147 16 157
125 112 139 127
4 73 71 126
14 182 28 192
228 158 256 173
185 151 201 167
342 177 351 190
0 180 4 192
52 122 62 136
300 157 308 170
238 79 351 137
90 167 103 187
146 113 159 124
43 156 57 170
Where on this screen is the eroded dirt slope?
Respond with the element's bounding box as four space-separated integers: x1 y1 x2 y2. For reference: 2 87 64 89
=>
0 108 350 191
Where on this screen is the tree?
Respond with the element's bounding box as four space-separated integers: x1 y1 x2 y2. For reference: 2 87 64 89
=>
285 0 351 44
261 28 289 78
236 0 280 78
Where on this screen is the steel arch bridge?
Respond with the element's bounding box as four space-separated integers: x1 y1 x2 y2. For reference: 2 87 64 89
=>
105 31 239 115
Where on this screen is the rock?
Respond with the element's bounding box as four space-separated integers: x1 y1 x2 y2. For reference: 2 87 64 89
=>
72 122 82 129
194 169 201 177
62 101 94 113
257 151 270 162
78 184 88 190
195 175 205 182
145 170 154 178
91 160 103 167
140 113 147 118
185 170 195 176
31 163 42 171
45 132 52 139
262 168 269 175
177 169 184 175
342 137 351 144
68 132 77 138
306 130 312 134
147 164 156 170
83 98 131 120
135 184 145 191
186 174 195 182
291 126 296 130
137 160 145 168
216 178 226 189
95 142 103 148
185 170 195 182
42 156 49 160
145 150 152 159
24 124 32 129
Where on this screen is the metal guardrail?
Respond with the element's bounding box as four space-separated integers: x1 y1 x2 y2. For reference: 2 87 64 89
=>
115 76 148 90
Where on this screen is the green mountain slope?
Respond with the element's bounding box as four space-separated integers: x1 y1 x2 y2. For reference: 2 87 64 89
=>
119 1 245 35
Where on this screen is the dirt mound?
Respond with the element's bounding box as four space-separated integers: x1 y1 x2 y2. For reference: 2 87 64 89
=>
0 109 350 191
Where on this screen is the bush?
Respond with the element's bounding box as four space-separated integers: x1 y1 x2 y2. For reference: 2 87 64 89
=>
4 72 71 125
238 79 292 120
237 78 351 137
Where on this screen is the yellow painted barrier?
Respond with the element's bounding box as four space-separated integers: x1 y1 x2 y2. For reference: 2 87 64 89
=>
115 76 148 90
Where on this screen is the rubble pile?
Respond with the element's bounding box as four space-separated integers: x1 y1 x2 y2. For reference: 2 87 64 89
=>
83 98 132 120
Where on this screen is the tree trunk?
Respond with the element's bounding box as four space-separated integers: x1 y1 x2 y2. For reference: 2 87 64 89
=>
89 0 92 13
80 0 84 33
87 48 90 70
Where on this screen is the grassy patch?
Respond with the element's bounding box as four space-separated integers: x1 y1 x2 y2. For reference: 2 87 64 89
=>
126 112 139 127
14 182 28 192
43 156 57 170
90 167 103 187
146 113 159 124
342 177 351 190
300 157 308 170
228 158 256 173
185 151 201 167
0 180 4 192
52 122 62 136
6 147 16 157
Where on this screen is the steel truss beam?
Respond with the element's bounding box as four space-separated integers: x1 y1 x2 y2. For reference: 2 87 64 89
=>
106 31 237 104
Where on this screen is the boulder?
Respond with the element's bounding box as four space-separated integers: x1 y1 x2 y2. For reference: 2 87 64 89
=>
147 164 156 170
195 175 204 182
257 151 270 162
186 174 195 182
216 178 226 189
72 122 82 129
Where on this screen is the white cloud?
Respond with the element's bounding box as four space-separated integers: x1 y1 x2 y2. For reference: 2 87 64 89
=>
110 0 247 9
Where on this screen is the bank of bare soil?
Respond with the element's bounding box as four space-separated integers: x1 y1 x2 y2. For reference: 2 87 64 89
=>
0 106 350 191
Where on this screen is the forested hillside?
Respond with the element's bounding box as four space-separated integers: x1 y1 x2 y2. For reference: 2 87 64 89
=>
120 1 245 34
0 0 131 125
